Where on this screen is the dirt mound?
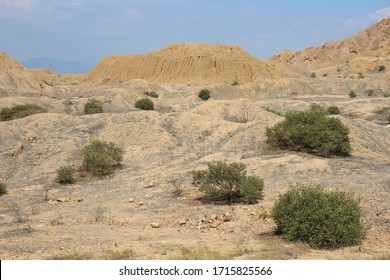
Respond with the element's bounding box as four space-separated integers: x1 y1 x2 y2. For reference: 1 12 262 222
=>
0 52 40 92
270 18 390 73
86 43 286 84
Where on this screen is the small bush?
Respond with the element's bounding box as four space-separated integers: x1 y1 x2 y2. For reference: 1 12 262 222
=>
135 98 154 110
367 89 374 96
310 72 316 78
349 91 357 98
192 161 264 204
310 104 327 114
82 140 124 176
266 110 351 157
272 184 366 249
143 91 159 98
57 166 75 184
84 100 103 114
358 73 364 79
384 93 390 98
378 65 386 72
231 81 239 86
327 106 341 115
198 89 211 100
0 181 8 196
0 104 46 121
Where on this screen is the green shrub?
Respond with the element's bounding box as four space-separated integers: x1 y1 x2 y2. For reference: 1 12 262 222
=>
384 93 390 98
349 91 357 98
0 181 8 196
327 106 341 115
367 89 374 96
378 65 386 72
84 100 103 114
57 166 75 184
309 104 327 114
192 161 264 204
143 91 159 98
198 89 211 100
82 140 124 176
266 110 351 157
272 184 366 249
135 98 154 110
0 104 46 121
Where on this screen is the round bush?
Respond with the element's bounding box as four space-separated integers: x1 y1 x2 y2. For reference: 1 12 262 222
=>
84 100 103 114
349 91 357 98
272 184 366 249
57 166 75 184
143 91 159 98
198 89 211 100
266 110 351 157
135 98 154 110
82 140 124 176
327 106 341 115
0 181 8 196
192 161 264 204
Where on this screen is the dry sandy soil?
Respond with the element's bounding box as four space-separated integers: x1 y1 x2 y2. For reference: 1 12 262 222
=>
0 76 389 260
0 19 390 260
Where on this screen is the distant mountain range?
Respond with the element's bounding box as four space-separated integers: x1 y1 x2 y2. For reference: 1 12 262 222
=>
22 57 92 74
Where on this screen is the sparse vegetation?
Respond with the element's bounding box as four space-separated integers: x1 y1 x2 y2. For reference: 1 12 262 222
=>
310 72 316 78
266 109 351 157
272 184 366 249
192 161 264 204
56 166 75 184
144 91 159 98
358 72 364 79
198 89 211 100
82 140 124 176
349 91 357 98
0 104 46 121
309 103 327 114
170 246 250 260
367 89 374 96
327 105 341 115
231 81 239 86
84 100 103 114
378 65 386 72
0 181 8 196
169 177 186 197
135 98 154 110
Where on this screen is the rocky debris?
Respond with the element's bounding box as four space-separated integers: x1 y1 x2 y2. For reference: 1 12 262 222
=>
6 143 24 157
56 198 69 203
128 198 134 203
190 212 233 229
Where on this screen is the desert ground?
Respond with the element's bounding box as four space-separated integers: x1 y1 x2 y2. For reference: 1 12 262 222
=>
0 19 389 260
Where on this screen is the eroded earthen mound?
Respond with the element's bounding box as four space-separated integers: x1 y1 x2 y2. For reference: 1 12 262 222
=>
86 43 285 83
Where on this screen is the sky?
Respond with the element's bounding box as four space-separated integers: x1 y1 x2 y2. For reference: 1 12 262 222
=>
1 0 390 69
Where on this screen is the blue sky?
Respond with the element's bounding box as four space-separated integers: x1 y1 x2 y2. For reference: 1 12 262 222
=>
1 0 390 68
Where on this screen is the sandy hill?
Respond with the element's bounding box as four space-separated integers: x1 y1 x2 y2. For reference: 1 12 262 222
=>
270 18 390 74
0 52 44 92
86 43 286 84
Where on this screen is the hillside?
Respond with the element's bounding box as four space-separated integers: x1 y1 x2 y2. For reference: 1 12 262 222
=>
86 43 286 84
270 18 390 74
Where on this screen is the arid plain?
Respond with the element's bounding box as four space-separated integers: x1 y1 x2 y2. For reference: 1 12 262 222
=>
0 18 389 260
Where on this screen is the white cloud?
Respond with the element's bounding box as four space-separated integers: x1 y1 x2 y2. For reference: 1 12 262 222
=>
369 7 390 22
0 0 36 9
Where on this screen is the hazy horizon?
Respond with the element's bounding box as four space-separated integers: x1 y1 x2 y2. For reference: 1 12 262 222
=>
1 0 390 72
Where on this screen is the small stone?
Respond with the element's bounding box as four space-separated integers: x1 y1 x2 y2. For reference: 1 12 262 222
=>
151 223 160 228
48 200 57 205
56 198 68 203
129 198 134 203
139 207 146 211
77 198 84 203
223 212 232 222
139 201 144 205
179 220 187 225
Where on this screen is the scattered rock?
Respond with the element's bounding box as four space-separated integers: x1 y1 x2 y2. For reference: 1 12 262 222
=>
129 198 134 203
48 200 57 205
151 223 160 228
6 143 24 157
56 198 68 203
77 198 84 203
139 201 144 205
179 220 187 225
